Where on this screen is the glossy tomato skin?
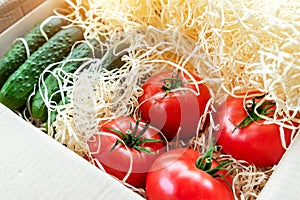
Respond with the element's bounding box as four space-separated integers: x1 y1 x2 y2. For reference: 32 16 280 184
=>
146 148 234 200
138 71 211 141
214 94 294 167
88 117 166 188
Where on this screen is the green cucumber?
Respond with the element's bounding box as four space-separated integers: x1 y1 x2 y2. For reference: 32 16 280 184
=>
101 40 130 70
46 41 130 129
31 39 99 121
0 27 84 110
47 96 70 133
0 17 68 87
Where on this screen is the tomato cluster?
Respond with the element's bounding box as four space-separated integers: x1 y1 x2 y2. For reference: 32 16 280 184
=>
87 116 234 199
86 70 296 200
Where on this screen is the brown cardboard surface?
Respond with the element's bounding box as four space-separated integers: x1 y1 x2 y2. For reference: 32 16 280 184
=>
0 0 60 55
0 0 45 33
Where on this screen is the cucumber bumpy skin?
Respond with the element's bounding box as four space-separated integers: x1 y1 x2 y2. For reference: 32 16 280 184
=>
31 39 99 121
0 17 68 88
47 41 130 129
0 27 84 110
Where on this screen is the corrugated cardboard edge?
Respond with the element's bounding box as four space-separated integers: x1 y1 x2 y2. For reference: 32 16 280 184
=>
0 0 45 33
258 132 300 200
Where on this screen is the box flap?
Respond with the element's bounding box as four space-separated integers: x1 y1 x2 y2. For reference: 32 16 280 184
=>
0 103 144 200
258 132 300 199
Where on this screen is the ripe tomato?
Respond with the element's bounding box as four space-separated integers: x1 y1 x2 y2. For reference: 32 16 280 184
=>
138 70 211 141
88 116 166 188
214 92 295 167
146 148 234 200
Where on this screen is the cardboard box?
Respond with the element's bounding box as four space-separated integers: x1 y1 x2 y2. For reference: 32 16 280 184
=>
0 0 299 199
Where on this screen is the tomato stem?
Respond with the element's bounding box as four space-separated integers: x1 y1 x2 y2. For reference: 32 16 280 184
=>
232 94 276 132
106 118 164 154
161 70 183 94
196 146 232 177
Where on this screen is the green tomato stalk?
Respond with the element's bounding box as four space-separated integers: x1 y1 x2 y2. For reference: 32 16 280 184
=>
196 146 233 189
161 70 183 94
107 118 164 154
233 94 276 132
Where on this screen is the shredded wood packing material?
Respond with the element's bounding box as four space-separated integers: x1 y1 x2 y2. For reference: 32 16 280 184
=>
40 0 300 199
61 0 300 111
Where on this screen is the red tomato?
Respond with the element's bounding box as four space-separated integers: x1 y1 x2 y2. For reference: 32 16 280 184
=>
214 92 295 167
146 148 234 200
138 70 211 141
88 116 166 188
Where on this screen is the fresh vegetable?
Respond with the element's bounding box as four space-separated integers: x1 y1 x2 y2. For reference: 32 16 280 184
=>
138 70 211 141
46 96 70 133
31 39 99 121
145 147 234 200
36 40 130 124
214 92 295 167
0 17 68 87
88 116 166 188
0 27 84 110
